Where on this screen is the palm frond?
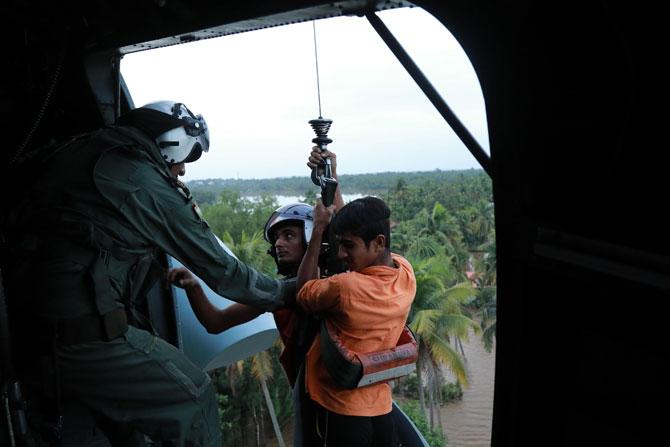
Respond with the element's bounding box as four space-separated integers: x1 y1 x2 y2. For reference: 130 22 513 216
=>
438 314 479 339
426 334 469 386
251 350 273 381
409 309 441 336
482 322 496 353
444 282 476 302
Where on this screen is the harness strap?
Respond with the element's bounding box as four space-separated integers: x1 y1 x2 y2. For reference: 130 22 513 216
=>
319 321 361 389
320 321 418 389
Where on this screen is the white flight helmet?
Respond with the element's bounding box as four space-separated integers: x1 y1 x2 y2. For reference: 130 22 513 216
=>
263 203 314 275
263 203 314 245
142 101 210 165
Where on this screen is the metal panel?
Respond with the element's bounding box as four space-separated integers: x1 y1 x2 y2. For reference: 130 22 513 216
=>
167 245 278 371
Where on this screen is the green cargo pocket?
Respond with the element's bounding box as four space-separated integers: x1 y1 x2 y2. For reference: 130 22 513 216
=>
124 326 212 401
162 361 212 400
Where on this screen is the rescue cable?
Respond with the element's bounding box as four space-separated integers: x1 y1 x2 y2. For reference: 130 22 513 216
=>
312 20 324 120
308 20 337 207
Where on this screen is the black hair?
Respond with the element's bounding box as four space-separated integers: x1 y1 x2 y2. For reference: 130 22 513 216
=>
331 196 391 248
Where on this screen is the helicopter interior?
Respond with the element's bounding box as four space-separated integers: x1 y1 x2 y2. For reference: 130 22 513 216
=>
2 1 668 446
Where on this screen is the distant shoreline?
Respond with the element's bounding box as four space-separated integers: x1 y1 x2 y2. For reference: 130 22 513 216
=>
188 168 487 202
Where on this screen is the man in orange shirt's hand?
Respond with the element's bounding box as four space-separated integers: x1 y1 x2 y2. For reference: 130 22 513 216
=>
297 196 416 447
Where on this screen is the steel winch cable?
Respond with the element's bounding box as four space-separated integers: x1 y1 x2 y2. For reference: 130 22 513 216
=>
312 20 324 119
308 20 336 205
309 20 332 146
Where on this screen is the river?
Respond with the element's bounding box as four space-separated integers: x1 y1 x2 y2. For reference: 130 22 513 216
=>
440 333 495 446
247 194 364 206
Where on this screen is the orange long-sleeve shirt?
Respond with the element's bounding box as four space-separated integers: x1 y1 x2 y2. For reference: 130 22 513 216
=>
297 253 416 416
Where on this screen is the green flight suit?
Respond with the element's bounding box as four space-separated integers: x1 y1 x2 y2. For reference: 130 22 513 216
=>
4 125 295 446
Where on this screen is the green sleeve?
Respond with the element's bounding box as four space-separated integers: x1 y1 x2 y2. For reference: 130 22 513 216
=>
94 147 293 311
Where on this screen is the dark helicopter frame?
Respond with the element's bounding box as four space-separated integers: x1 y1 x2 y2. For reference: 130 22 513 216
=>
2 1 668 446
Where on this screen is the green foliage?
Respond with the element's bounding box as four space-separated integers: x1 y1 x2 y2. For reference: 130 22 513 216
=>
214 375 246 446
400 373 421 399
401 373 461 405
267 343 294 427
200 190 278 244
408 255 477 386
441 382 463 403
222 230 276 276
189 169 488 204
213 345 293 446
397 399 447 447
473 286 497 352
217 394 236 440
301 188 317 203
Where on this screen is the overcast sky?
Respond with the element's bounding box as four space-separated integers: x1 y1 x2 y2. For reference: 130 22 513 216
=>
121 7 489 181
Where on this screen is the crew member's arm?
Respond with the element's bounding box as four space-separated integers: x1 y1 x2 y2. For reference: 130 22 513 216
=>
307 147 345 211
167 267 263 334
94 147 294 312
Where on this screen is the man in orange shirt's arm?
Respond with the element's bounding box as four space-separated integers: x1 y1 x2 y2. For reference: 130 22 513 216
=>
297 196 416 447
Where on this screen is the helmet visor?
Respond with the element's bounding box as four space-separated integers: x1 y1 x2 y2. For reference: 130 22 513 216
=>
177 113 209 163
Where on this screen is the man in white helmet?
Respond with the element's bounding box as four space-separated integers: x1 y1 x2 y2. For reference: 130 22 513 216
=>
2 101 296 446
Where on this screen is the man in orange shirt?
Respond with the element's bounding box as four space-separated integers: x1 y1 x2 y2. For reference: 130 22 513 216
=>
297 196 416 447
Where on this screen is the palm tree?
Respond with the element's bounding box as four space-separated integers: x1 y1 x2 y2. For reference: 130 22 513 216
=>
475 202 495 243
408 254 479 425
225 359 245 397
394 207 460 264
471 239 497 352
222 229 276 275
476 287 496 352
402 202 469 271
250 350 286 447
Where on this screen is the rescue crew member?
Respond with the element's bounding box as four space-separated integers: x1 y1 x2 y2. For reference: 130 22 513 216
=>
296 196 416 447
168 147 343 447
2 101 295 446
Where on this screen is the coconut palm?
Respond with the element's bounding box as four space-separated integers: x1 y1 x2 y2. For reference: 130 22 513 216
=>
250 350 286 447
476 286 497 352
471 239 497 352
472 201 495 245
408 254 479 425
394 206 462 266
222 229 276 276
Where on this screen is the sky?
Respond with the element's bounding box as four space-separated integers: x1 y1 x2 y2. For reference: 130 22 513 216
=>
121 7 489 182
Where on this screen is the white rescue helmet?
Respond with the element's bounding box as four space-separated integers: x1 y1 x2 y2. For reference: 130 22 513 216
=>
264 203 314 245
141 101 210 165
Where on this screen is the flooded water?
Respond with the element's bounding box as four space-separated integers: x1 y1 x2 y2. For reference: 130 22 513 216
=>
248 194 364 206
441 333 495 447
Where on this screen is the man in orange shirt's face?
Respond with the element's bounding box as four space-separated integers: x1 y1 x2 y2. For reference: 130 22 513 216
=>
336 231 388 272
329 196 394 273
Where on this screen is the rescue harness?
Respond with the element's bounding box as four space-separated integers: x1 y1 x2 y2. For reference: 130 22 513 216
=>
320 320 418 389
